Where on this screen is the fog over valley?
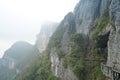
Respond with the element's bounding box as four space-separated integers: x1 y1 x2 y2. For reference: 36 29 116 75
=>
0 0 79 58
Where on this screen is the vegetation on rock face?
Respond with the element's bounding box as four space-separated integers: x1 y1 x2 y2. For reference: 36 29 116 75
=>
57 49 65 59
0 65 16 80
47 22 108 80
62 33 108 80
0 41 39 80
69 33 85 80
47 25 66 49
91 17 109 37
91 9 110 38
14 51 60 80
14 3 111 80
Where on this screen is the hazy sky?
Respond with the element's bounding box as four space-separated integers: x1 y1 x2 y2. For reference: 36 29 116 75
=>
0 0 79 58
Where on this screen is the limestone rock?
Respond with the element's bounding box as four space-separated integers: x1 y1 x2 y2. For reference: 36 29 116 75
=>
73 0 111 34
36 22 58 53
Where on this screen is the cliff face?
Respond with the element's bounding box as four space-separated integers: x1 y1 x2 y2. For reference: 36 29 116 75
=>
36 22 58 53
102 0 120 78
36 21 70 80
50 13 78 80
74 0 109 34
0 41 39 80
13 22 59 80
49 0 110 80
107 0 120 68
14 0 120 80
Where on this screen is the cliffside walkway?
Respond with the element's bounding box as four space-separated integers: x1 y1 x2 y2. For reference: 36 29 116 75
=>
84 58 105 62
101 63 120 80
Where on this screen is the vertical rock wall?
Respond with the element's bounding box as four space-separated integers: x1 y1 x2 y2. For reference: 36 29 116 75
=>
36 22 58 53
50 0 111 80
107 0 120 69
74 0 111 34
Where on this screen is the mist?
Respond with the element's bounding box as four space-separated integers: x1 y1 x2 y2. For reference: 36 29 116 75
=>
0 0 79 57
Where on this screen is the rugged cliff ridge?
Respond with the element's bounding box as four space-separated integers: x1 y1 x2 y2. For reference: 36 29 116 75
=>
14 0 120 80
49 13 78 80
14 23 60 80
36 22 58 53
48 0 110 80
74 0 110 34
0 41 39 80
